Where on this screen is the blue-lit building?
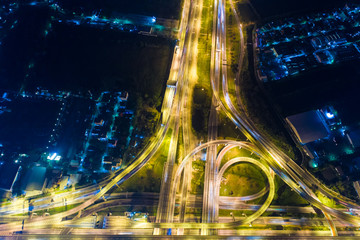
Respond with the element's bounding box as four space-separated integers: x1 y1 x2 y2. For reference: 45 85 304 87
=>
21 166 47 197
255 4 360 82
286 110 330 145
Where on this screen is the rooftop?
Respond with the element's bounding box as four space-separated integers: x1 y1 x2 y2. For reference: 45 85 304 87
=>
286 110 329 144
23 166 46 192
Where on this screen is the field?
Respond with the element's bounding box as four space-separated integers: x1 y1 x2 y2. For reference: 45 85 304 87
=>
33 24 173 98
57 0 182 19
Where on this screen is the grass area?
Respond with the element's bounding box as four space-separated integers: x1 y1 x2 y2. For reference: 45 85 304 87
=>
219 209 254 217
47 203 81 215
315 190 343 209
114 129 173 193
179 207 202 216
272 176 308 206
236 0 258 23
196 0 213 91
226 0 241 78
15 203 82 217
220 163 266 197
191 0 213 138
54 188 73 195
192 85 212 136
126 100 161 162
97 205 158 216
217 112 244 140
217 144 267 202
220 147 256 167
175 127 184 165
0 199 12 206
190 159 206 195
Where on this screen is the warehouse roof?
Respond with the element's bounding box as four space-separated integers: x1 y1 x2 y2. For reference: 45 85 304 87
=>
286 110 329 144
23 166 46 192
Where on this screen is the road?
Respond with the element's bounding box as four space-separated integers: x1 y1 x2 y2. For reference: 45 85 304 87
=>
5 136 320 231
8 229 360 238
177 0 203 232
155 0 202 234
201 0 222 234
2 0 360 236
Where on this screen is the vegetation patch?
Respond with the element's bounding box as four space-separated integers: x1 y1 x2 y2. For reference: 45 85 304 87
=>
191 85 212 136
115 129 173 193
220 147 256 167
97 205 158 216
220 163 266 197
217 113 245 140
190 159 205 195
236 1 258 23
272 176 308 206
191 0 213 138
315 190 343 209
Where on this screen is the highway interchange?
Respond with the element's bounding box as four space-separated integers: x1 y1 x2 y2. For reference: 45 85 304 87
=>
2 0 360 238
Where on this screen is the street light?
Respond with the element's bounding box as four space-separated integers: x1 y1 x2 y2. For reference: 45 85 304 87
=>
230 212 235 222
242 213 252 227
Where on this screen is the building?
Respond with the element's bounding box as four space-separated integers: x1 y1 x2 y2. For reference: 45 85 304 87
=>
70 159 80 168
348 129 360 148
108 139 118 148
118 91 129 101
272 45 305 60
94 117 105 126
286 110 330 144
311 37 326 49
325 32 347 47
22 166 47 197
313 50 334 64
311 33 347 50
0 162 20 193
